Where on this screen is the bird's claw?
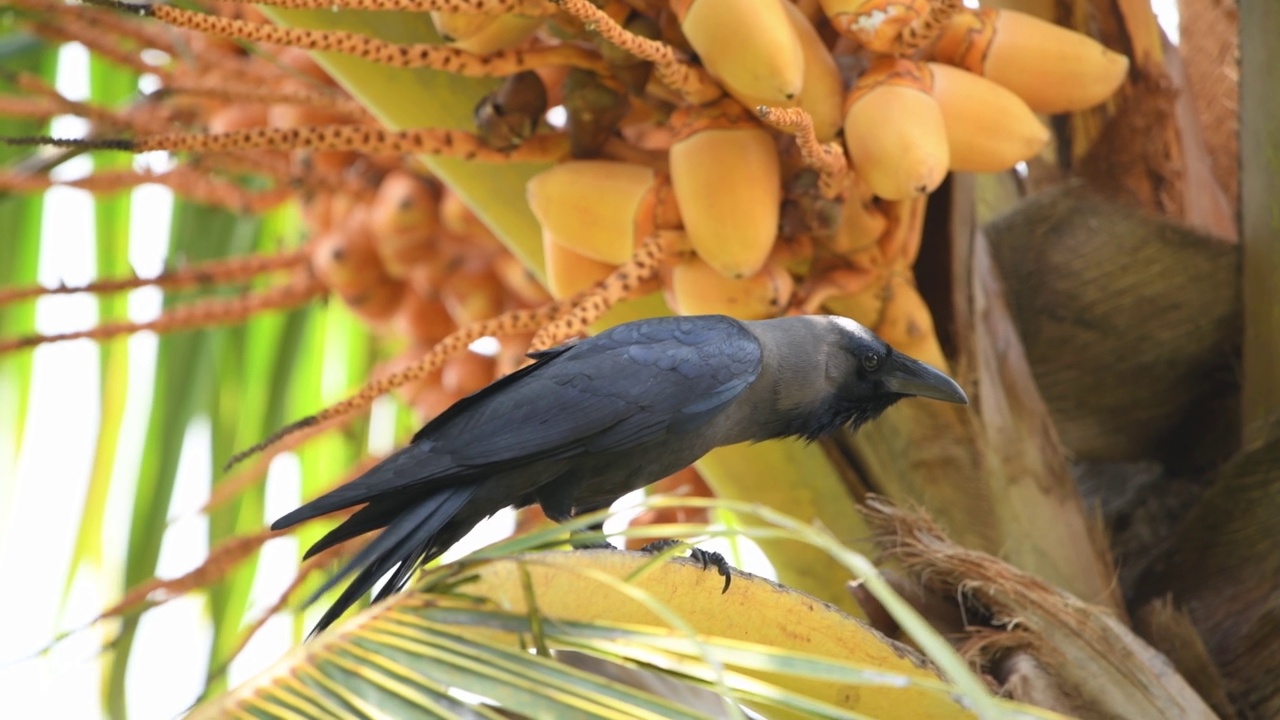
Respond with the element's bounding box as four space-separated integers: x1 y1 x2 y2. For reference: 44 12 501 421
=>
640 539 733 594
691 548 733 594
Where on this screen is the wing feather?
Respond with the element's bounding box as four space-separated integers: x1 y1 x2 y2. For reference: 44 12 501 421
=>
273 315 762 526
437 315 763 464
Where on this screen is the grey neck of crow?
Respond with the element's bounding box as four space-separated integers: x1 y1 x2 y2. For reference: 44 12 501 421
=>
739 315 904 443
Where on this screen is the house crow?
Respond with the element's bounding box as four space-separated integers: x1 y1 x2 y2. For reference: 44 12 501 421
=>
273 314 968 632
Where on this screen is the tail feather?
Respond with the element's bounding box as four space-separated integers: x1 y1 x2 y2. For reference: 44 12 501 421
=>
307 499 440 613
375 532 439 602
312 534 414 636
305 484 481 634
271 446 462 532
304 499 407 560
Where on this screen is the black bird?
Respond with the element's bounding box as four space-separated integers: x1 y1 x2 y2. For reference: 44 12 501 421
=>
273 314 968 632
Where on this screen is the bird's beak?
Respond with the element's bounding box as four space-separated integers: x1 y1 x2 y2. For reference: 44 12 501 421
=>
881 353 969 405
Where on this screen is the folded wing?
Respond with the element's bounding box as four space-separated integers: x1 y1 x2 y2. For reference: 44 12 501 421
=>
272 315 763 530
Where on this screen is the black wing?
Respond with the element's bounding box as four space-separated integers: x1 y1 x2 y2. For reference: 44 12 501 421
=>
433 314 763 462
273 315 762 528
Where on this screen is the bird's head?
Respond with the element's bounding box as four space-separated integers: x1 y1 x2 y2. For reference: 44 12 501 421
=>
805 315 968 438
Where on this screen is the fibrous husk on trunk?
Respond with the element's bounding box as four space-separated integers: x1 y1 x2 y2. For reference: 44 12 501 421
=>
1058 0 1235 241
1134 596 1238 720
831 175 1122 615
986 180 1240 466
861 497 1218 720
1178 0 1240 210
1139 425 1280 718
1071 461 1213 600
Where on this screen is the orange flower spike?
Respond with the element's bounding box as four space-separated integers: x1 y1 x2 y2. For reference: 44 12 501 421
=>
7 71 126 130
374 351 447 409
162 84 367 121
17 0 180 54
756 105 848 200
8 125 572 164
26 17 170 81
550 0 724 105
0 96 64 123
130 167 293 214
95 1 607 77
157 0 554 13
0 248 307 308
200 413 363 516
0 273 324 355
98 529 280 620
529 230 690 351
225 301 570 469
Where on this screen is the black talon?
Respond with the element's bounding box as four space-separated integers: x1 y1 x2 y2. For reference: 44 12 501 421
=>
689 548 733 594
641 540 734 594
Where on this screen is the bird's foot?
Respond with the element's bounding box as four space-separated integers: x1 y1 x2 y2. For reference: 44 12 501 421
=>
640 539 733 594
568 526 615 551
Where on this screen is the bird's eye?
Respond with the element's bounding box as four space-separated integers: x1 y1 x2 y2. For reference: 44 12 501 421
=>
861 354 881 372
